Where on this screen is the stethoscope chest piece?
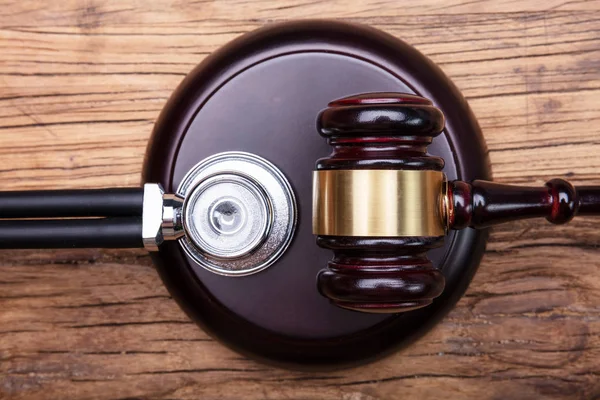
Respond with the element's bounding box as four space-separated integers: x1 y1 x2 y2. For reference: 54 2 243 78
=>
141 20 490 369
178 151 296 276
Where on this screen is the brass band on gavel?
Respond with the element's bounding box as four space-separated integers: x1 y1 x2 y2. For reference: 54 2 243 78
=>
312 169 448 237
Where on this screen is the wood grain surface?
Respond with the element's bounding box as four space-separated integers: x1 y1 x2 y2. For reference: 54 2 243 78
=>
1 1 600 399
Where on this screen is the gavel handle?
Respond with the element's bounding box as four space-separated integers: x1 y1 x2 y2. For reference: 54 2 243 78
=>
449 179 600 230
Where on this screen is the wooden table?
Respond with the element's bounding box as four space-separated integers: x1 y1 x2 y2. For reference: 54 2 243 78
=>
1 1 599 399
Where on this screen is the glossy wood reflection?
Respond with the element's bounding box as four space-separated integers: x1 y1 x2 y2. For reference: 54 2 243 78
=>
315 92 600 315
449 179 600 229
315 93 448 313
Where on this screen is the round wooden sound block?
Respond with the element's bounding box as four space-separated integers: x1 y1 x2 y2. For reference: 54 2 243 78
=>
143 20 491 369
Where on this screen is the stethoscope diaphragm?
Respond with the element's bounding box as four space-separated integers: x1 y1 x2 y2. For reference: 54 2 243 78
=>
177 151 297 276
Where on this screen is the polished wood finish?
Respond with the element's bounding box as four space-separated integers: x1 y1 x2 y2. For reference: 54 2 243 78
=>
316 93 445 171
1 1 599 399
450 179 600 229
316 93 447 313
317 236 445 312
316 92 600 314
144 21 489 367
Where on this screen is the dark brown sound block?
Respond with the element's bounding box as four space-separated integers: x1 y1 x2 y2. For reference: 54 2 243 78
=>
143 20 491 370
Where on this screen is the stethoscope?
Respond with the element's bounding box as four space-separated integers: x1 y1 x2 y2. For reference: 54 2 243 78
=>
0 151 296 277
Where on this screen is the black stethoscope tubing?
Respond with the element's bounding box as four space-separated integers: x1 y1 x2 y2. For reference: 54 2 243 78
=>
0 188 144 249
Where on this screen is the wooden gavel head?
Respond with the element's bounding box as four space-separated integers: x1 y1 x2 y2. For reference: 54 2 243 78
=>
313 93 448 313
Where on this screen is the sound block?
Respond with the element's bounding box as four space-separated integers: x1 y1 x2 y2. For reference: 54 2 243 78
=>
143 20 491 370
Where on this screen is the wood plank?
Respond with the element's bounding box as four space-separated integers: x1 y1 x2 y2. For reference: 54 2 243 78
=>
1 1 599 399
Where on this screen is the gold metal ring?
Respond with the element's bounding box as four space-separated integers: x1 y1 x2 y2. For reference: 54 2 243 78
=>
312 169 446 237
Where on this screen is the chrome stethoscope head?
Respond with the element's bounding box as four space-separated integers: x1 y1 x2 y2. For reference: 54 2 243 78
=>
142 151 297 277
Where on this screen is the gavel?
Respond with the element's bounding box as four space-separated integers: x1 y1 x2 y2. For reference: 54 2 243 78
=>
312 92 600 314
